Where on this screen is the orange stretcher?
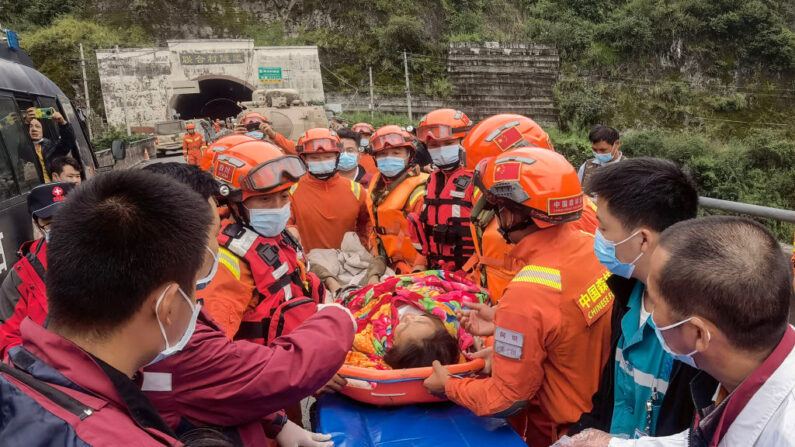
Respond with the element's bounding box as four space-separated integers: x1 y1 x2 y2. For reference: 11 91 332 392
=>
337 358 485 406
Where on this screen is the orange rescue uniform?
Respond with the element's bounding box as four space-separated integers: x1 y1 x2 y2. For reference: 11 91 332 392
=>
183 132 205 166
271 132 297 155
198 246 255 337
288 174 372 252
467 195 599 303
358 153 378 176
367 168 428 274
446 221 614 446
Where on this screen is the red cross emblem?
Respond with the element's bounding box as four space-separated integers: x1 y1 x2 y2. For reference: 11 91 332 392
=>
53 187 63 197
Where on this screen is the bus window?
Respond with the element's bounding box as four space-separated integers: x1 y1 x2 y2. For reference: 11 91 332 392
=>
0 98 24 201
0 97 42 192
58 98 96 177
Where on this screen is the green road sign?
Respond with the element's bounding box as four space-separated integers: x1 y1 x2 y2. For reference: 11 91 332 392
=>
258 67 282 83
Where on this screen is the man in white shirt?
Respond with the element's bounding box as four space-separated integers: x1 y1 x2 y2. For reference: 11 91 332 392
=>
567 216 795 447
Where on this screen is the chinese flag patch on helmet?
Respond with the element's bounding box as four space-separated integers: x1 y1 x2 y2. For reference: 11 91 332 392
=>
493 161 522 183
493 126 523 151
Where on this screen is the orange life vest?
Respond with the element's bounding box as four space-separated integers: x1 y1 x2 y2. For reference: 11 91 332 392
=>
367 170 428 273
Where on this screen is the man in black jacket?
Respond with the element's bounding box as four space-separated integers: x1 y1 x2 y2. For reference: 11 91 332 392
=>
568 157 716 439
25 107 78 183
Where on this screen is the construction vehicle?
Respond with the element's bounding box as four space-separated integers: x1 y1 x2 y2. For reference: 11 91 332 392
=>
236 89 327 141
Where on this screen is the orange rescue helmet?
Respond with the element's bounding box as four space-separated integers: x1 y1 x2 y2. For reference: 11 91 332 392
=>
296 128 343 155
463 114 554 170
186 123 195 130
213 140 306 202
417 109 472 144
201 134 256 172
352 123 375 135
240 112 269 125
474 147 582 229
370 125 415 155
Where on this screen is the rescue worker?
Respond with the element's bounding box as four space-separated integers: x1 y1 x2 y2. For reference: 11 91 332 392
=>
578 125 623 196
410 109 477 272
199 133 255 172
424 148 614 446
364 125 428 278
142 162 353 447
182 123 205 166
461 114 555 302
236 112 297 154
351 122 378 175
0 170 210 445
202 140 326 343
288 128 371 253
0 182 74 356
336 127 374 186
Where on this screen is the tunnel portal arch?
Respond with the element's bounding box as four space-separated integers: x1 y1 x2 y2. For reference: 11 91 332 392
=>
169 75 255 121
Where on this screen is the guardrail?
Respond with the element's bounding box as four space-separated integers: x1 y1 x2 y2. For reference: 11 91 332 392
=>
699 197 795 224
95 137 155 171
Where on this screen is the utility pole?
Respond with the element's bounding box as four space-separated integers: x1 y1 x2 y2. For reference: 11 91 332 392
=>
115 45 131 136
78 43 92 140
368 66 374 120
402 50 413 122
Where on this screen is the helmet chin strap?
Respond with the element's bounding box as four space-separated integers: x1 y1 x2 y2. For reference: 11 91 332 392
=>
309 170 337 181
496 206 535 244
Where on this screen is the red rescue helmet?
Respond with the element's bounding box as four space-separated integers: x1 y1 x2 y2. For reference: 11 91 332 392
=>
370 125 415 155
463 114 554 170
474 147 582 230
201 134 256 172
186 123 195 130
417 109 472 144
213 140 306 202
352 122 375 135
296 128 343 155
240 112 269 125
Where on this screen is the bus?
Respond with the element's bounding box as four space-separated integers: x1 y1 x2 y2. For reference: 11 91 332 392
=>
0 43 99 280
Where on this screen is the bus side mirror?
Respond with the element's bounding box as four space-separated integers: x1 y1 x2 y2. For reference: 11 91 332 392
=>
111 140 126 161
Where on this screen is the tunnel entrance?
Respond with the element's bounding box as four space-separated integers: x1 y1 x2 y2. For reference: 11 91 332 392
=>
172 77 253 121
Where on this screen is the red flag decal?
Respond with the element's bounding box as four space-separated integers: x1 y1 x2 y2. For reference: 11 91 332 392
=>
494 127 523 151
493 161 521 183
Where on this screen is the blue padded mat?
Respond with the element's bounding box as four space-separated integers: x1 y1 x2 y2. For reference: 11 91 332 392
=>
313 394 527 447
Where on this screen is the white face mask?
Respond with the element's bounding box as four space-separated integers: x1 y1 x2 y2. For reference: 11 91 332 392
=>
428 144 461 167
195 246 218 291
147 286 202 366
651 314 710 369
247 203 291 237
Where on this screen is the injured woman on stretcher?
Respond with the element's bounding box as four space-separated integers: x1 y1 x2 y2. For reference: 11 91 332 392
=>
336 270 490 371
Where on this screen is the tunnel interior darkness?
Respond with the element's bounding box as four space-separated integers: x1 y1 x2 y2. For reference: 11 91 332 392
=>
173 78 253 120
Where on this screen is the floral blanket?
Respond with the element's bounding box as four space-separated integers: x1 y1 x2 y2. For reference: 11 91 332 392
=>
337 270 490 370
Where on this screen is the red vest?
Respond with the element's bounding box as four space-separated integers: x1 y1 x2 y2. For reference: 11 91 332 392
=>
217 222 321 344
414 168 476 270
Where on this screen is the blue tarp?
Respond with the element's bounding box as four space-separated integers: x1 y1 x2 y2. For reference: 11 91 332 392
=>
313 394 527 447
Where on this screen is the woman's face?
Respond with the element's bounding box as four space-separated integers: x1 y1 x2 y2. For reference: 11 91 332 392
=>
393 313 439 346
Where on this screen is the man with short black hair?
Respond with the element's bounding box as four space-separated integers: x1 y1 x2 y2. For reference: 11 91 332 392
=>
579 125 622 196
569 216 795 446
336 127 373 186
0 169 210 445
569 158 704 439
49 156 82 184
142 162 350 447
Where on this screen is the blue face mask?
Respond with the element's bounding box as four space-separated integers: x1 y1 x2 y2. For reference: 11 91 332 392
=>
377 157 406 177
44 230 51 243
246 131 264 140
195 246 219 291
429 144 461 167
593 229 643 279
651 315 710 369
338 152 359 171
247 203 291 237
307 159 337 175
